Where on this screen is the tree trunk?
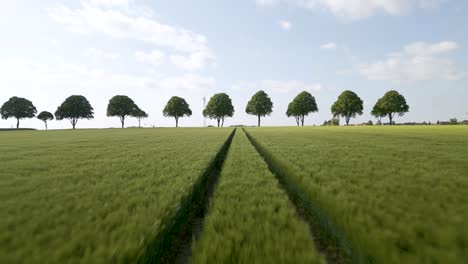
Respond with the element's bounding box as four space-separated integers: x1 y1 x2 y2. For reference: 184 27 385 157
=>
138 118 141 128
221 118 225 128
72 123 76 129
389 113 393 125
295 116 299 126
217 118 220 127
346 117 350 126
257 115 261 127
16 118 19 129
175 117 179 128
121 118 125 128
301 116 305 126
45 121 48 130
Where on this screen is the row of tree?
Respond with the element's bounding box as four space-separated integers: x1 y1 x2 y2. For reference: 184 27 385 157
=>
0 90 409 129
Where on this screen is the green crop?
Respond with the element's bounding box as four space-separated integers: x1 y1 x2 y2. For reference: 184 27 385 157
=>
0 128 232 263
245 126 468 263
191 130 323 263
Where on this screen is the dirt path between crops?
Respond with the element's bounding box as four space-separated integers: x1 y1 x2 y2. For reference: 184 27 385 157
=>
173 129 236 264
242 128 352 264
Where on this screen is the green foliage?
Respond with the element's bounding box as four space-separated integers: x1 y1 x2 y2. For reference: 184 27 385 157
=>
0 96 37 128
106 95 138 128
449 118 458 124
191 130 323 263
163 96 192 127
246 126 468 263
203 93 234 127
322 117 340 126
373 90 409 125
245 90 273 127
331 90 363 126
286 91 318 126
131 107 148 128
0 128 232 263
55 95 94 129
37 111 54 130
371 100 386 124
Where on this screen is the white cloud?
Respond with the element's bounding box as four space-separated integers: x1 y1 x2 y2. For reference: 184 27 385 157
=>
256 0 445 19
170 50 214 71
359 41 466 81
256 0 277 7
320 42 337 50
135 50 165 67
48 2 212 54
158 74 215 94
84 48 121 60
85 0 132 8
0 58 215 106
278 20 292 31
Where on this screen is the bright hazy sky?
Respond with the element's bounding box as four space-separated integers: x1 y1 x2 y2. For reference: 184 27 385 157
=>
0 0 467 129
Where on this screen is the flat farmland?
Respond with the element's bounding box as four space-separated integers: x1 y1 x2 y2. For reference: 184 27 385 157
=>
1 126 467 263
0 128 233 263
245 126 468 263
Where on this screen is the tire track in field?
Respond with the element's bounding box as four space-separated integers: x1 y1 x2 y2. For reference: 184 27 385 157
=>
138 129 236 264
242 128 353 264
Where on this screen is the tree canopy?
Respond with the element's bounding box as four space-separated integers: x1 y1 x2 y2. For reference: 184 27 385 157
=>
0 96 37 128
371 102 386 125
331 90 364 126
37 111 54 130
163 96 192 127
107 95 137 128
203 93 234 127
373 90 409 125
131 107 148 128
286 91 318 126
55 95 94 129
246 90 273 127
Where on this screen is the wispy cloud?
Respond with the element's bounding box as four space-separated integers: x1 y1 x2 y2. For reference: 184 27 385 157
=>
256 0 446 19
320 42 337 50
359 41 466 81
278 20 292 31
48 0 215 70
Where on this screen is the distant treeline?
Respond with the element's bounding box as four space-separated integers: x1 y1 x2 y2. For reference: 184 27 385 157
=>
0 128 36 131
0 89 426 129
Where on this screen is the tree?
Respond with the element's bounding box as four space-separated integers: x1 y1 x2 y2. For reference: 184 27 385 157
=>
246 90 273 127
107 95 137 128
131 107 148 128
55 95 94 129
322 117 340 126
371 101 386 125
203 93 234 127
286 91 318 126
331 90 363 126
163 96 192 127
0 97 37 128
37 111 54 130
374 90 409 125
449 118 458 125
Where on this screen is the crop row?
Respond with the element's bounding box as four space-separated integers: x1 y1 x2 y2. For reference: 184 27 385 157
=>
191 129 323 263
0 128 233 263
245 126 468 263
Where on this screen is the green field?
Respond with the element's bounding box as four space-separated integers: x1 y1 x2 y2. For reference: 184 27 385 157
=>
191 130 323 263
1 126 467 263
245 126 468 263
0 128 233 263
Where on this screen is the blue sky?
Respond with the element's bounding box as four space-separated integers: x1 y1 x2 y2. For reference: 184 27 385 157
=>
0 0 467 128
